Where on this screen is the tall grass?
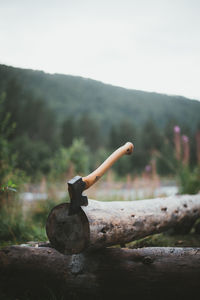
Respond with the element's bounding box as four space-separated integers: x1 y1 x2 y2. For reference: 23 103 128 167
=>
0 188 63 246
173 126 200 194
0 191 33 244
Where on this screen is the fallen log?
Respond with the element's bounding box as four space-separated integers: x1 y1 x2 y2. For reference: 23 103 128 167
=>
0 245 200 299
46 194 200 254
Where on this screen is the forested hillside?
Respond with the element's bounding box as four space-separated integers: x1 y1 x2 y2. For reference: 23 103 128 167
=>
0 64 200 130
0 64 200 180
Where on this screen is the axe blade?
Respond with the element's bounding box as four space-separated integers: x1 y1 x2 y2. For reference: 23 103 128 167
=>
67 176 88 215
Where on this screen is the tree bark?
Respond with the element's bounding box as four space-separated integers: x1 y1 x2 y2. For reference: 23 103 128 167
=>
1 245 200 299
46 194 200 254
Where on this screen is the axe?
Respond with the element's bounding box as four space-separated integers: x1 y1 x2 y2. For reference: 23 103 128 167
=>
68 142 134 215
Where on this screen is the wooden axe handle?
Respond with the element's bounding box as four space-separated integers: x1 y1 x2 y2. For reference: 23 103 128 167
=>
82 142 134 190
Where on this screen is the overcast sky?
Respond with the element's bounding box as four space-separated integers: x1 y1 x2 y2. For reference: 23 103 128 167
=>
1 0 200 100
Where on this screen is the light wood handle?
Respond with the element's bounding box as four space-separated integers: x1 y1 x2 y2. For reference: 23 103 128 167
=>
82 142 134 190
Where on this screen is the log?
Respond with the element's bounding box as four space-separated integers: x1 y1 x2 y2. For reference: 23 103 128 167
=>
46 194 200 254
1 245 200 299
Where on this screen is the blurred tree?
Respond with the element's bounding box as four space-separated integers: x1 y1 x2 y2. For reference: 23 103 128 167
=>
164 119 179 147
13 135 52 177
109 120 136 149
68 138 90 175
4 79 23 139
142 119 163 152
130 150 150 174
108 120 137 175
0 92 17 183
77 114 101 151
49 147 70 179
22 96 59 151
4 79 59 151
109 126 119 150
61 117 76 148
1 80 60 178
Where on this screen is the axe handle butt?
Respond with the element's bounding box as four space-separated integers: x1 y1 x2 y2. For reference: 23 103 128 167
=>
82 142 134 189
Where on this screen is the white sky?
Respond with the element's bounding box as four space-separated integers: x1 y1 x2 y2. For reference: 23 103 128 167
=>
0 0 200 100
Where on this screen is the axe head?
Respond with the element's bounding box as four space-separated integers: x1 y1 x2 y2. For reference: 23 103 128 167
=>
67 176 88 215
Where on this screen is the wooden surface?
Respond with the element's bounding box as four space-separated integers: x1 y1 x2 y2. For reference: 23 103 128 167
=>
46 194 200 254
1 245 200 299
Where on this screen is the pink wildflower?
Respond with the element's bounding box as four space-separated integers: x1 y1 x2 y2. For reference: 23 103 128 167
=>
174 126 180 133
174 125 181 161
182 135 189 143
182 135 190 166
145 165 151 172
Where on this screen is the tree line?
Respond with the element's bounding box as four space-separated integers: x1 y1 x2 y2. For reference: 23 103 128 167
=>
1 79 200 185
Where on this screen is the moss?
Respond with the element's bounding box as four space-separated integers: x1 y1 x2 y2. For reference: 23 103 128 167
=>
127 232 200 248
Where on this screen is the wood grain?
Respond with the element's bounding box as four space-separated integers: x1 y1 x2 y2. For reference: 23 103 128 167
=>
1 245 200 299
46 194 200 254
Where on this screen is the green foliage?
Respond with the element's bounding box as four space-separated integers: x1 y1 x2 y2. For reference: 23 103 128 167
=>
61 117 76 148
29 198 61 228
1 64 200 132
0 180 17 192
0 78 59 179
2 64 200 261
1 64 200 180
109 120 136 149
76 114 101 150
0 64 200 182
178 166 200 194
0 191 60 245
0 92 26 195
0 184 67 246
0 93 15 183
0 192 36 243
142 119 163 152
4 79 59 149
68 138 90 175
93 147 111 167
128 232 200 248
156 143 177 175
49 147 70 178
61 114 102 151
13 135 53 178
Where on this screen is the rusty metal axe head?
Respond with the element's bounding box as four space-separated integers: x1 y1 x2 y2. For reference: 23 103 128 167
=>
67 142 134 215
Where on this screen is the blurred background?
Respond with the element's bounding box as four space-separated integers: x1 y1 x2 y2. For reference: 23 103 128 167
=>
0 0 200 247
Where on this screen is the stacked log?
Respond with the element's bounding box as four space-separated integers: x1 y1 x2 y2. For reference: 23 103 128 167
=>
46 194 200 254
0 245 200 299
1 194 200 299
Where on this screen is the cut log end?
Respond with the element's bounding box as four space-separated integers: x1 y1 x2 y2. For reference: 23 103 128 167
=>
46 195 200 255
46 203 89 254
